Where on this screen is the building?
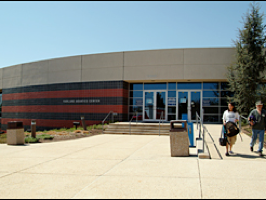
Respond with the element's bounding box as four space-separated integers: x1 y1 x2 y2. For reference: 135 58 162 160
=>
0 47 236 131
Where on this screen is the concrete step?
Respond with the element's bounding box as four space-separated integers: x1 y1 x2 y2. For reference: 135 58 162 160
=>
107 125 170 129
106 127 170 131
104 122 172 136
104 131 169 135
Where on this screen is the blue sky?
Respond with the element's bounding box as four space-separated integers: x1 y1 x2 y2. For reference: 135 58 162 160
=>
0 1 266 68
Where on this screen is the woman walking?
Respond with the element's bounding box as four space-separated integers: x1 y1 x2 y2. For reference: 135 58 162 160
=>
222 102 240 156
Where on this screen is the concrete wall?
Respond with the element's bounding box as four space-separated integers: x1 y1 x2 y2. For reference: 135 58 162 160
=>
0 48 236 89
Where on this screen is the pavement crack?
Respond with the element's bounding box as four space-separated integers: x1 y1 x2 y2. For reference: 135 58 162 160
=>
197 159 203 199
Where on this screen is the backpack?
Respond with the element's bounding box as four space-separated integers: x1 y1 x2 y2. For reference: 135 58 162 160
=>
225 121 239 137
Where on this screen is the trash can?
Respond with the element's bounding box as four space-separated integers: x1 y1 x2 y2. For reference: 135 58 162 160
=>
7 121 24 145
169 120 189 157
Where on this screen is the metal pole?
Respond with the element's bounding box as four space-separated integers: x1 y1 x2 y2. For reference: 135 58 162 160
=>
112 112 114 123
81 116 87 130
102 121 104 134
196 114 198 130
199 122 201 138
239 117 242 132
202 127 205 152
202 109 204 124
31 119 36 138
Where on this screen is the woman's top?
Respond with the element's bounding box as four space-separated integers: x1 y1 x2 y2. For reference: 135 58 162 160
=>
222 110 239 123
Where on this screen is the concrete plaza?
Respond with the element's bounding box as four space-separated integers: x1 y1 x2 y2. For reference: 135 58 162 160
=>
0 124 265 199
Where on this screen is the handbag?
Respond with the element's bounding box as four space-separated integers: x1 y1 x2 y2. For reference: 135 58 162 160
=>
219 125 229 146
219 138 227 146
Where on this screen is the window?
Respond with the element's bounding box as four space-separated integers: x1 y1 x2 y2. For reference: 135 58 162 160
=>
177 82 202 90
168 83 176 90
144 83 167 90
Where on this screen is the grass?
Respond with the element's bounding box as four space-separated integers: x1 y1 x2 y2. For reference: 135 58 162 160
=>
0 134 7 144
44 123 107 133
0 122 107 144
25 134 54 143
25 135 39 143
0 133 54 144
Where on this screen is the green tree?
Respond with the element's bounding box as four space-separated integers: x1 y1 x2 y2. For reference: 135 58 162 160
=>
227 1 266 115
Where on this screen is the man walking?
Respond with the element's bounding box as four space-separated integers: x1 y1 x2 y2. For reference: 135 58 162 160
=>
248 100 266 157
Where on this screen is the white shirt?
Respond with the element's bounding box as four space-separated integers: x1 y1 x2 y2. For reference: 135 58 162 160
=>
222 110 239 123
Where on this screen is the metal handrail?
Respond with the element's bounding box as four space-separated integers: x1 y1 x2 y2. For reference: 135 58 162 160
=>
159 111 164 136
239 115 248 135
102 111 113 134
196 111 206 152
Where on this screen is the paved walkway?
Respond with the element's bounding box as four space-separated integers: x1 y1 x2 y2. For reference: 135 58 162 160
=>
0 125 265 199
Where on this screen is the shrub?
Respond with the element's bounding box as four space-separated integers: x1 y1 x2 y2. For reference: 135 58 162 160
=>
37 134 54 140
25 136 39 143
96 124 102 129
25 134 54 143
240 118 249 126
0 134 7 144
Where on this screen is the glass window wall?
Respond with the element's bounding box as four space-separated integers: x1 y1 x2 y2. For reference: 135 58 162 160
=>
177 82 202 90
129 82 235 123
144 83 167 90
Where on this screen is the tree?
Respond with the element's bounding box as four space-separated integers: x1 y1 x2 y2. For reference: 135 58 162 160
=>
227 1 266 115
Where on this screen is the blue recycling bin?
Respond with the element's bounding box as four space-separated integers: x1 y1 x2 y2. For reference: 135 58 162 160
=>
187 122 195 147
182 114 188 121
181 114 195 147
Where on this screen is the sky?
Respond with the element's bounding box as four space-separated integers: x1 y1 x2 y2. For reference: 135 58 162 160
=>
1 1 266 68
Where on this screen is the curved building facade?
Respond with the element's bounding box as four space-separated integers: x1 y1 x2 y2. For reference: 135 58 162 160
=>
0 47 236 131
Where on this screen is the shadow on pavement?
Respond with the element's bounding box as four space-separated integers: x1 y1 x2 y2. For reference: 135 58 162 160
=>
7 144 31 147
230 153 266 159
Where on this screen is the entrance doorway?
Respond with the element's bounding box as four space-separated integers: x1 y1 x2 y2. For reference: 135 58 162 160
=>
178 91 201 122
144 91 166 121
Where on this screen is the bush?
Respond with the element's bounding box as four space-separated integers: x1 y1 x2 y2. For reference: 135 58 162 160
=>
240 118 249 126
25 134 54 143
25 136 39 143
0 134 7 144
37 134 54 140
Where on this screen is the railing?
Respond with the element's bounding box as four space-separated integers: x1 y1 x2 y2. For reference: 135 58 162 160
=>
129 111 139 135
102 111 114 134
196 111 206 152
159 111 164 136
239 115 248 133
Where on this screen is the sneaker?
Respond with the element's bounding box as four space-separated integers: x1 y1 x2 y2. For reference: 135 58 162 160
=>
259 152 263 157
229 151 234 154
250 147 253 152
225 152 230 156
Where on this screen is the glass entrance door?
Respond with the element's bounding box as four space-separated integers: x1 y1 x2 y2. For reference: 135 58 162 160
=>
190 91 201 121
178 91 201 122
156 91 166 120
144 92 154 120
144 91 166 120
178 92 188 120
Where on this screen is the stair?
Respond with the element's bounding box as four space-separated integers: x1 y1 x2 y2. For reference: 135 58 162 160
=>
104 122 171 135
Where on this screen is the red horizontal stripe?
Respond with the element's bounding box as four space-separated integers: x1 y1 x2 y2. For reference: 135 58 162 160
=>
3 89 129 101
2 105 128 114
2 118 102 128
